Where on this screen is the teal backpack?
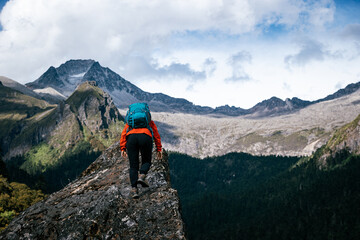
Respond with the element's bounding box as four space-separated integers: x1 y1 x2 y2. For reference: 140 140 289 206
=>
125 103 152 130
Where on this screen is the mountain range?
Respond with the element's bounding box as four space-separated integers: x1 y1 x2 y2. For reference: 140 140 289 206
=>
24 59 360 117
2 59 360 159
146 87 360 158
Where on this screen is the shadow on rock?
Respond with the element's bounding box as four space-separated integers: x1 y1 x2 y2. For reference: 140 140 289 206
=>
154 121 180 145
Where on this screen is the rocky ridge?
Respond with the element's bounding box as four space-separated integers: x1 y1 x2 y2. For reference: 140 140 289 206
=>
0 76 42 99
0 143 186 239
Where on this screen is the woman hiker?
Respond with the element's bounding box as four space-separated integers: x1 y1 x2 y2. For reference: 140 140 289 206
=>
120 103 162 199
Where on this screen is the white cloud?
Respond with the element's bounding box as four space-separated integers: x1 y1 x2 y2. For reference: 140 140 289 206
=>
0 0 358 110
0 0 336 81
284 38 343 68
203 58 217 77
225 51 252 82
341 24 360 41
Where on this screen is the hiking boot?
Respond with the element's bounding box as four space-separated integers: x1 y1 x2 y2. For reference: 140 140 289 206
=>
130 187 139 199
137 174 149 188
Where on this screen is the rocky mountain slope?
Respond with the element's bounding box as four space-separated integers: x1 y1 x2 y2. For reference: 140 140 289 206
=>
316 113 360 168
1 81 124 193
2 81 123 161
0 144 186 239
25 59 360 117
143 88 360 158
0 76 64 104
0 76 42 99
0 82 56 157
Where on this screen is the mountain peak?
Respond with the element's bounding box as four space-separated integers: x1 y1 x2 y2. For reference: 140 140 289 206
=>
66 81 123 131
213 104 247 116
57 59 95 76
26 66 63 90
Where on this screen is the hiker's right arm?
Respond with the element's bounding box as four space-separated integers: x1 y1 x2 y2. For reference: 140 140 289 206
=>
120 124 129 152
121 150 128 158
149 121 162 152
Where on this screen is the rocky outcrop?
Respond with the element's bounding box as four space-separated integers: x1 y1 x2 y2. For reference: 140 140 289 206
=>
0 76 42 100
318 114 360 167
0 143 186 239
69 81 123 133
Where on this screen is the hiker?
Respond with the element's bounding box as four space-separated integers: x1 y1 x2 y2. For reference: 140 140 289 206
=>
120 103 162 199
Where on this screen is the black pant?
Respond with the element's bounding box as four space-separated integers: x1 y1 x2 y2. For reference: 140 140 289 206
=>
126 133 153 187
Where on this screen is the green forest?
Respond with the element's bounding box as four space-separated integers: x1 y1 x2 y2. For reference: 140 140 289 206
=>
0 140 100 231
168 150 360 240
5 140 101 193
0 158 45 231
2 132 360 238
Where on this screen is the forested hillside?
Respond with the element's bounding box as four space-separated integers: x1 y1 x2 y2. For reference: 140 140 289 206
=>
169 151 360 239
0 158 45 231
6 141 101 193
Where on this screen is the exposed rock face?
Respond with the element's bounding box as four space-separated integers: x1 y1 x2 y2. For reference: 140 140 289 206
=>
26 60 95 96
0 143 186 239
69 82 123 133
0 76 42 99
318 114 360 166
0 83 56 159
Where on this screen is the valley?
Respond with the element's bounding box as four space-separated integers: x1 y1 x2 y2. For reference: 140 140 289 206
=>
168 109 360 240
122 88 360 158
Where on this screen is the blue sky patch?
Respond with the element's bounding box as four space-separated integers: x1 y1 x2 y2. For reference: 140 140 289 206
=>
0 0 9 31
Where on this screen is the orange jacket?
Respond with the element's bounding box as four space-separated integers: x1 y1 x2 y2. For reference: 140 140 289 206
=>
120 120 162 152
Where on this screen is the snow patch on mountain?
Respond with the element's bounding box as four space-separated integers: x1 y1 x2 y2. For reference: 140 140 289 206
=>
34 87 66 98
67 72 87 85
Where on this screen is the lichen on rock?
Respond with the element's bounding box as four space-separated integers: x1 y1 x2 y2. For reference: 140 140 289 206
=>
0 143 186 239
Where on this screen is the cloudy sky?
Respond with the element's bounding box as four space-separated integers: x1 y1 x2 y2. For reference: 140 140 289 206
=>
0 0 360 108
